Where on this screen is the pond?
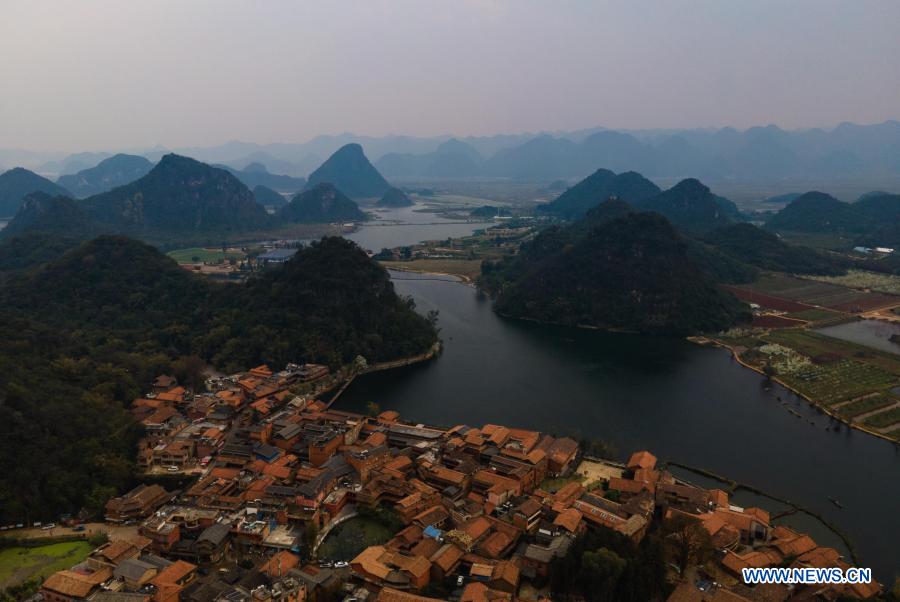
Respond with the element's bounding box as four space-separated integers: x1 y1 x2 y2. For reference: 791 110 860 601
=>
816 319 900 355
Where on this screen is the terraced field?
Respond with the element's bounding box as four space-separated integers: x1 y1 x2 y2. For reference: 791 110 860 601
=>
835 395 895 419
863 406 900 429
778 359 899 406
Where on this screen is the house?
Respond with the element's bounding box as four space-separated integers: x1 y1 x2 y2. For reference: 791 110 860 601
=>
41 567 113 602
105 485 171 522
113 558 157 589
351 545 431 590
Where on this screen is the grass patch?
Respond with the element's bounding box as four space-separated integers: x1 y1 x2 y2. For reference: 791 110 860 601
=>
317 516 394 562
836 395 896 418
0 541 92 588
540 474 586 492
863 406 900 429
786 308 845 322
167 247 246 264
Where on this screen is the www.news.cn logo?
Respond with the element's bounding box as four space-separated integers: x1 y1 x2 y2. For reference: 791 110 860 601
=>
742 566 872 585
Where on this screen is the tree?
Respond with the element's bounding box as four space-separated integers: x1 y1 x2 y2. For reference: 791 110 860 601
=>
366 401 381 417
580 548 626 601
663 514 713 576
172 355 207 392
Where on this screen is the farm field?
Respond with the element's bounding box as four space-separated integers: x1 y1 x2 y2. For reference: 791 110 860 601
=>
167 247 246 264
785 308 847 323
804 270 900 296
0 541 92 588
863 406 900 429
733 274 898 312
750 315 806 328
723 286 812 312
777 359 899 406
765 329 900 376
836 395 896 419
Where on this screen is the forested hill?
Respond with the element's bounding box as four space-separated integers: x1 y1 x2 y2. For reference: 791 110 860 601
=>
537 168 660 218
481 208 749 335
0 235 437 524
56 153 154 198
633 178 739 233
305 143 391 198
279 183 368 223
81 153 271 234
0 192 96 240
0 167 71 217
766 191 900 247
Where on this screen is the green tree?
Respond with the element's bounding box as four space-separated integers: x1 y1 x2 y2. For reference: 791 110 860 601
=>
580 548 626 601
664 514 713 576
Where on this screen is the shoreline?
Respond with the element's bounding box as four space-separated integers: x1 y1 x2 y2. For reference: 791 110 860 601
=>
696 336 899 445
327 341 442 406
382 264 475 284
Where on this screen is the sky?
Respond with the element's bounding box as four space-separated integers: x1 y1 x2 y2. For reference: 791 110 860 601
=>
1 0 899 152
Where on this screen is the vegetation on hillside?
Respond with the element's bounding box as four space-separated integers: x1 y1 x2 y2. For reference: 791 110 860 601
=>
0 235 437 524
56 154 153 198
0 168 70 217
376 187 414 207
279 183 368 223
702 223 846 275
305 143 391 199
537 168 660 218
481 211 749 335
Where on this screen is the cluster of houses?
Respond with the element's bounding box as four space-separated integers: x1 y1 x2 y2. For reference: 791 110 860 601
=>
38 366 880 602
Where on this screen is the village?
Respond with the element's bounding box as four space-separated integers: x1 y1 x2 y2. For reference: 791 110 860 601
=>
24 362 881 602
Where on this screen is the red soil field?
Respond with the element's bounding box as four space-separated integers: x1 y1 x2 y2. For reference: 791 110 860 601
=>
751 315 807 328
724 286 813 312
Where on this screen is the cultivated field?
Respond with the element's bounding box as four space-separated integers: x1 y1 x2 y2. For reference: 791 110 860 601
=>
777 359 899 406
167 247 246 264
804 270 900 296
836 395 895 419
0 541 92 588
733 274 898 312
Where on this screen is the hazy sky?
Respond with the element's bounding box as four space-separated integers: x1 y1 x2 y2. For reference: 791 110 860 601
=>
2 0 899 151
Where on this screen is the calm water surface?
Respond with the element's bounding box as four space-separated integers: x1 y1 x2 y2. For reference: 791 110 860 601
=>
339 272 900 580
816 319 900 355
346 203 490 252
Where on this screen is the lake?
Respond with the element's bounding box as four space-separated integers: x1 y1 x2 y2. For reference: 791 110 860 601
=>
816 319 900 355
338 272 900 580
346 203 491 252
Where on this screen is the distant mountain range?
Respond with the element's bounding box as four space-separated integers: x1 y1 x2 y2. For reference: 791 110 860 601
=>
252 185 288 209
538 169 660 218
540 170 740 233
376 139 485 178
217 162 307 193
306 144 391 198
0 168 70 217
481 208 750 335
10 120 900 186
765 191 900 247
2 152 379 242
56 154 154 198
